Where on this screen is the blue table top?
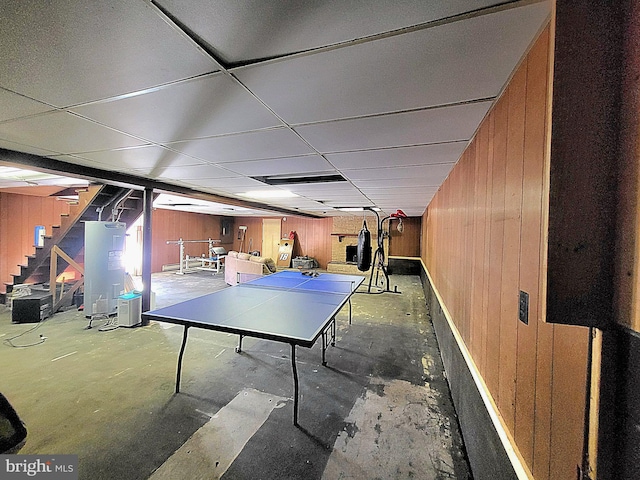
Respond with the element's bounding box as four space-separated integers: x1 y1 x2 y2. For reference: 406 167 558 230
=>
142 271 364 347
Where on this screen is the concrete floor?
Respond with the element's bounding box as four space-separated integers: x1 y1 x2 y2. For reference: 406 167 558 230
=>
0 271 471 479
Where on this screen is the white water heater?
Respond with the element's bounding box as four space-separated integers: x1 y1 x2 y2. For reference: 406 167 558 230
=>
84 221 126 317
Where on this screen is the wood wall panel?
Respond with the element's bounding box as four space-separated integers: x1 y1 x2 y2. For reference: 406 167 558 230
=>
487 97 508 400
549 325 590 479
421 26 590 479
0 192 70 292
283 216 332 268
389 216 420 257
469 136 485 373
231 217 262 254
499 63 526 435
525 28 554 480
150 209 225 273
514 29 547 468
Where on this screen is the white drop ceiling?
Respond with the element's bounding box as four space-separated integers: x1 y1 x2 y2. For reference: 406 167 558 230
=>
0 0 550 218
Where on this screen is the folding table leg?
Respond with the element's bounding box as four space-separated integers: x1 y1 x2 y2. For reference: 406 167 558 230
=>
321 331 327 366
331 318 336 347
176 326 190 393
291 344 299 426
235 334 243 353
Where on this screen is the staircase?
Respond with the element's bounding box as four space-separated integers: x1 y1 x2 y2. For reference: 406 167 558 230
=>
3 185 146 308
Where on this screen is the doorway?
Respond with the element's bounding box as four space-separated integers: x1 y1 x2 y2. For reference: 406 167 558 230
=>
262 219 281 262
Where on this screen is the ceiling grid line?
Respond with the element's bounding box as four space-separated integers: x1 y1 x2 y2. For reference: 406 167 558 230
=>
0 0 552 217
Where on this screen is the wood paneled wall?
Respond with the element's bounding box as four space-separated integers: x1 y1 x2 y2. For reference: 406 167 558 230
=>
0 192 70 292
284 216 332 267
231 217 262 254
422 26 590 480
150 209 227 273
389 217 420 257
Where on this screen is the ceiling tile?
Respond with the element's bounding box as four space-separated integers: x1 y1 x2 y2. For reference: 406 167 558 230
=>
297 102 490 153
235 2 549 123
155 0 504 63
0 139 59 157
0 1 218 107
349 164 454 184
221 154 334 176
72 74 281 143
285 182 361 195
349 164 453 185
362 186 439 197
185 176 268 190
77 146 205 174
0 1 551 218
0 89 54 122
155 163 238 181
168 128 315 163
0 112 146 154
326 141 468 169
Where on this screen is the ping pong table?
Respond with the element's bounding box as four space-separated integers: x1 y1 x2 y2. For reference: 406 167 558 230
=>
141 270 364 425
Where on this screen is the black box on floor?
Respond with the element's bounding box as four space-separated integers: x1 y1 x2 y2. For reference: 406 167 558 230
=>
11 292 53 323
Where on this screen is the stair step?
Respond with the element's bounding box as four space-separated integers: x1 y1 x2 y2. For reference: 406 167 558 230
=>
5 184 144 298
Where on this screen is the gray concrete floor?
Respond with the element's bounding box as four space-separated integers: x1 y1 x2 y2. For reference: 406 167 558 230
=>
0 271 471 479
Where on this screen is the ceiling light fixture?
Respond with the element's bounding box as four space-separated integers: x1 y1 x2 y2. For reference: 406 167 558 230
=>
252 173 347 186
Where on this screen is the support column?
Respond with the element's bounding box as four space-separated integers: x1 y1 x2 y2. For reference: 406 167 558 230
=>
141 187 153 320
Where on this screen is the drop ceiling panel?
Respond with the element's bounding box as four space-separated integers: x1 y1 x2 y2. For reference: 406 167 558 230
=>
0 139 58 157
296 102 491 153
155 0 504 63
352 174 450 189
369 194 435 204
348 164 453 182
312 192 370 201
270 197 330 208
285 182 362 195
0 1 219 107
221 154 333 176
185 176 269 190
362 186 440 196
0 1 551 218
77 146 204 172
154 163 237 181
235 2 549 124
0 112 147 154
154 193 275 217
72 74 281 143
326 142 468 170
168 128 315 163
0 89 54 122
48 154 116 170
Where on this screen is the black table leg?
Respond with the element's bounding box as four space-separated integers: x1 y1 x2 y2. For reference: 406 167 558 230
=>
331 318 336 347
176 325 190 393
322 331 327 366
291 343 299 426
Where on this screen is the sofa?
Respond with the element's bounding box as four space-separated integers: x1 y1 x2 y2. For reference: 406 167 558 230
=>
224 251 277 286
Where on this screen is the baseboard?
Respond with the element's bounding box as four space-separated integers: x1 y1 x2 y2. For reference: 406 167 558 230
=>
419 263 531 480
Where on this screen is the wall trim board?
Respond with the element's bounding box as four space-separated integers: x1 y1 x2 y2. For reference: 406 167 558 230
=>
419 259 532 480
